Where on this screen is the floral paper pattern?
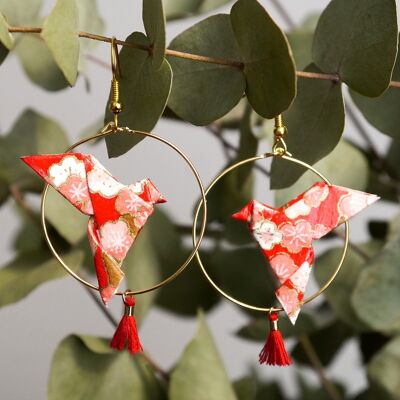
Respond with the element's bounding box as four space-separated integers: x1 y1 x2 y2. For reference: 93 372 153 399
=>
21 153 165 305
233 181 379 324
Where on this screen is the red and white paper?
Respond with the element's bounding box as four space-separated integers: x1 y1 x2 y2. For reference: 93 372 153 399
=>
22 153 165 305
233 182 378 324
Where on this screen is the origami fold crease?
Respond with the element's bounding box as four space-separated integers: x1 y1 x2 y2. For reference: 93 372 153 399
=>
21 153 165 305
233 182 379 324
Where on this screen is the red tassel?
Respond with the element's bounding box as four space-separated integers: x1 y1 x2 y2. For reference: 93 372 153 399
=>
259 312 292 366
110 293 143 354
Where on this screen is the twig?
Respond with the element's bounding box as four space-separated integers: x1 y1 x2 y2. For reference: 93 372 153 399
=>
333 230 370 261
299 336 343 400
9 184 41 227
7 26 400 89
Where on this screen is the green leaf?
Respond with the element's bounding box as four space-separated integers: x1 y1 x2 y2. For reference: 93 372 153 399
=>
368 336 400 399
13 212 43 252
16 35 69 91
350 38 400 140
286 14 319 71
0 12 13 49
167 14 245 125
270 63 345 189
152 211 219 315
315 242 382 332
124 227 161 324
169 311 237 400
211 247 277 315
45 187 87 245
48 334 166 400
237 312 316 342
352 226 400 334
143 0 166 69
0 41 7 65
233 377 257 400
164 0 232 20
292 321 352 366
105 32 172 158
0 250 83 307
313 0 398 97
42 0 79 86
0 109 69 189
230 0 296 118
0 0 42 25
274 140 368 204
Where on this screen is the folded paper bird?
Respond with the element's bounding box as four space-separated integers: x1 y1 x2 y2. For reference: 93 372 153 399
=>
21 153 165 305
233 182 378 324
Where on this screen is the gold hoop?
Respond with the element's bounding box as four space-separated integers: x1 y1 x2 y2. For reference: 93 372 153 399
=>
41 123 208 296
192 152 349 313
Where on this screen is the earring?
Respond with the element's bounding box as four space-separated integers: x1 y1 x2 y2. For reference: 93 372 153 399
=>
193 115 378 366
20 37 208 355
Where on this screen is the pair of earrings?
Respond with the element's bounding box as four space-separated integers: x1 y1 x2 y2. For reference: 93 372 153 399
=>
21 39 378 366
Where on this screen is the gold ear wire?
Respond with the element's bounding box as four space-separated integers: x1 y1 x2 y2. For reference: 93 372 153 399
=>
109 37 123 127
272 114 290 156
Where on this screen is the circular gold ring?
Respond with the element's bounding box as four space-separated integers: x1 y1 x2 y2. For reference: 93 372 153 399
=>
192 153 349 313
41 124 208 296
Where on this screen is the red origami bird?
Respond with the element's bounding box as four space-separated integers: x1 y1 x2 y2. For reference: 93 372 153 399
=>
233 182 378 324
21 153 165 305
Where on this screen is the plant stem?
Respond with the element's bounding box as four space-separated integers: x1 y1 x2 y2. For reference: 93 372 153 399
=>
299 336 343 400
7 26 400 88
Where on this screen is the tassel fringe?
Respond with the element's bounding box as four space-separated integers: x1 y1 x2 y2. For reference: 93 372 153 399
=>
110 294 143 354
259 312 292 366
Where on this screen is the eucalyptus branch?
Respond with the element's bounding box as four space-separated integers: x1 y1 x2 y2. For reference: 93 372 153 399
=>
9 184 41 227
8 26 400 88
299 336 344 400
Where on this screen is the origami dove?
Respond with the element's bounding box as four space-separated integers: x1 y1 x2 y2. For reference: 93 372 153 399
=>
233 182 378 324
21 153 165 305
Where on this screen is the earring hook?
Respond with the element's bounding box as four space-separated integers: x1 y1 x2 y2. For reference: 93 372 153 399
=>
109 37 123 127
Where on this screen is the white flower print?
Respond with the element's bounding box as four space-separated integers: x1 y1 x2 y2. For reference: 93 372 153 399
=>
87 167 124 198
270 253 298 283
48 155 86 187
252 220 283 250
99 220 133 260
280 220 313 253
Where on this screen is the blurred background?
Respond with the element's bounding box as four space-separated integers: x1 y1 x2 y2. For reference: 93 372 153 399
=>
0 1 398 399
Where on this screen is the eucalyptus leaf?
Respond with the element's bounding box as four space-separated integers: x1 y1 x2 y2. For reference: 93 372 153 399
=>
315 242 382 332
164 0 231 21
350 38 400 140
292 321 352 366
0 250 83 307
0 41 7 65
233 377 257 400
237 312 316 342
143 0 166 69
313 0 398 97
352 226 400 334
167 14 245 125
152 211 219 315
105 32 172 158
124 228 161 324
169 311 237 400
45 187 87 245
16 35 69 91
368 336 400 399
0 12 13 49
230 0 296 118
0 109 69 190
211 247 277 316
270 63 345 189
42 0 79 86
48 334 166 400
287 14 319 71
274 140 368 204
0 0 42 25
